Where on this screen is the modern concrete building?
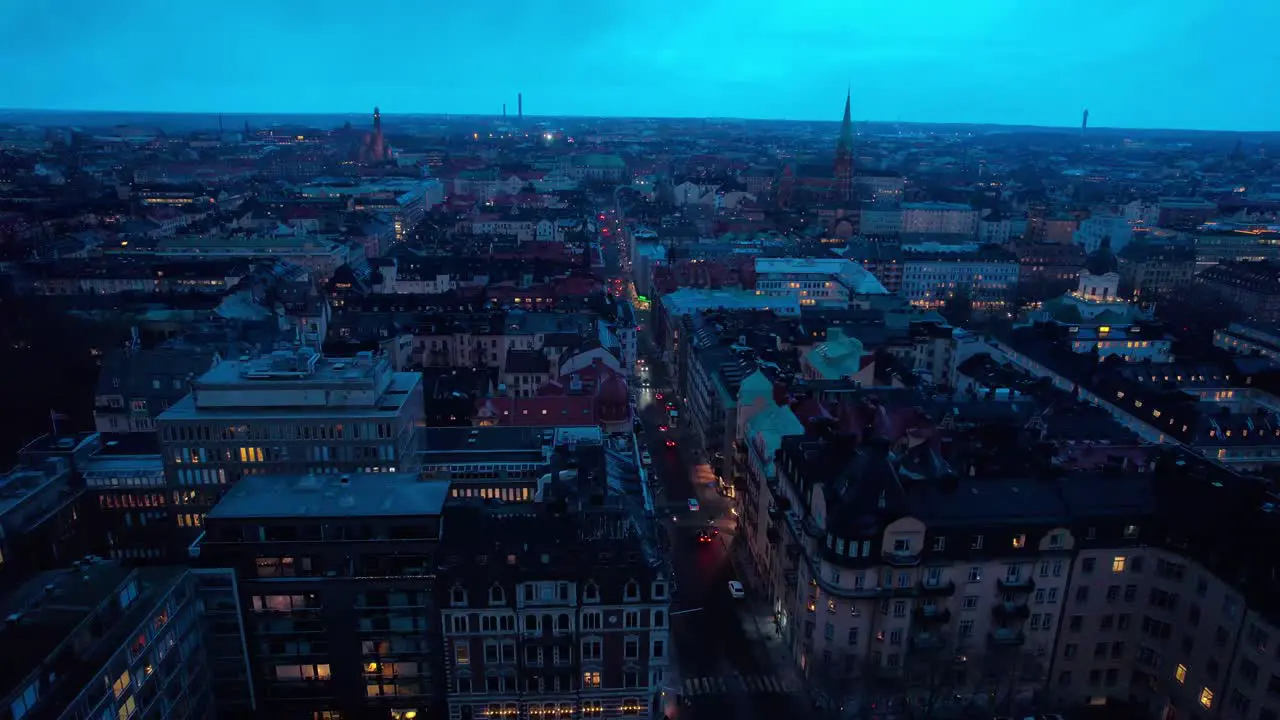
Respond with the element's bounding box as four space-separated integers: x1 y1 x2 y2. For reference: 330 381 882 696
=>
901 203 979 238
899 243 1020 311
196 471 449 720
0 561 215 720
754 257 888 308
155 349 425 554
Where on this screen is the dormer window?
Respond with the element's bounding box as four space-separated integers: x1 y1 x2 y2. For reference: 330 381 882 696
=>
450 586 468 607
488 584 505 605
623 581 640 601
583 582 600 603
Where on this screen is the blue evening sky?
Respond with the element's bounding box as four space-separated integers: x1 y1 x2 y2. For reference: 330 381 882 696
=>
1 0 1275 130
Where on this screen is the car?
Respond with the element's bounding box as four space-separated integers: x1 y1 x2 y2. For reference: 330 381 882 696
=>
666 439 676 448
728 581 745 599
695 529 712 544
641 451 652 466
665 402 676 411
687 498 700 512
1038 715 1068 720
657 425 668 432
655 393 663 400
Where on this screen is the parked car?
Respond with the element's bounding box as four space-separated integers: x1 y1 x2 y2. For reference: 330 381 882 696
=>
728 581 745 599
641 451 652 466
687 498 700 512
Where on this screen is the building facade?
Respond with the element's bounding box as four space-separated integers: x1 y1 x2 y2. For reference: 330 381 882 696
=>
196 472 448 720
439 505 671 720
156 349 424 553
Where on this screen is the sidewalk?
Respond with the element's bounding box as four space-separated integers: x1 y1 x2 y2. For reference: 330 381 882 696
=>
721 534 809 695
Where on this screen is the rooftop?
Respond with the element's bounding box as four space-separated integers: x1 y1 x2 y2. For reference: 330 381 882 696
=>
0 563 188 713
207 472 449 520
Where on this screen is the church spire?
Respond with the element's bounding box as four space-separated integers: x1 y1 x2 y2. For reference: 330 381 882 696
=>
834 89 855 204
838 88 853 154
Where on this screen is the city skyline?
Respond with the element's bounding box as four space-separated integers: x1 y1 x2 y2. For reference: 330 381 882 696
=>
2 0 1279 132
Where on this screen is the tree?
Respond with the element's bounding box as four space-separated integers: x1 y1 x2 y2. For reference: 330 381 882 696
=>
978 647 1044 716
941 288 974 327
902 638 960 720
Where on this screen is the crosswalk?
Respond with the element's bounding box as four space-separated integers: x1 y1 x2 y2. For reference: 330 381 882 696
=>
681 674 799 696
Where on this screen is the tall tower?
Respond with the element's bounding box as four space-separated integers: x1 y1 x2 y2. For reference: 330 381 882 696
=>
371 106 385 161
833 90 855 204
518 93 524 123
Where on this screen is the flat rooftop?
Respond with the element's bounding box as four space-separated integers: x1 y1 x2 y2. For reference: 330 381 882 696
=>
421 427 552 466
207 472 449 520
196 350 387 388
424 426 548 453
0 563 187 707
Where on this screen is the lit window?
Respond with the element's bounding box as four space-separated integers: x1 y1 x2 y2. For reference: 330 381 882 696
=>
1112 556 1126 573
1200 687 1213 709
583 671 602 689
111 670 131 698
1175 664 1187 684
1012 534 1026 549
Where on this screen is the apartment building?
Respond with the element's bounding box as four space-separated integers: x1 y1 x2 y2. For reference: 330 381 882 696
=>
901 203 979 238
94 345 221 434
1214 322 1280 363
195 472 450 720
731 388 1280 720
1117 244 1197 300
754 257 888 308
899 243 1020 311
422 427 577 503
155 349 424 553
1195 262 1280 325
0 454 93 585
0 561 214 720
439 504 670 720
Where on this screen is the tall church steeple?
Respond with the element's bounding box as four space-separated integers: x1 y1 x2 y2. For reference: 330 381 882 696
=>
834 89 854 204
838 90 854 155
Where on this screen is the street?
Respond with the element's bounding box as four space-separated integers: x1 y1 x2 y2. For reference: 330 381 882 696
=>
634 360 810 720
599 198 810 720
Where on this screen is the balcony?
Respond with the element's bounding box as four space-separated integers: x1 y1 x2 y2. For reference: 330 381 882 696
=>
988 628 1026 646
990 601 1030 620
997 576 1035 592
916 580 956 597
881 548 921 567
913 606 952 623
912 633 946 651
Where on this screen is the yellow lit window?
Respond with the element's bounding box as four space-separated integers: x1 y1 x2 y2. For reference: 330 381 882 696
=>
1012 534 1026 549
583 671 602 688
1112 556 1126 573
1200 687 1213 709
112 670 131 697
455 643 469 665
1175 664 1187 684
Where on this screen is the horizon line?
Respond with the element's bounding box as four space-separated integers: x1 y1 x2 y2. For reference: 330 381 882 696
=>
0 106 1276 136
